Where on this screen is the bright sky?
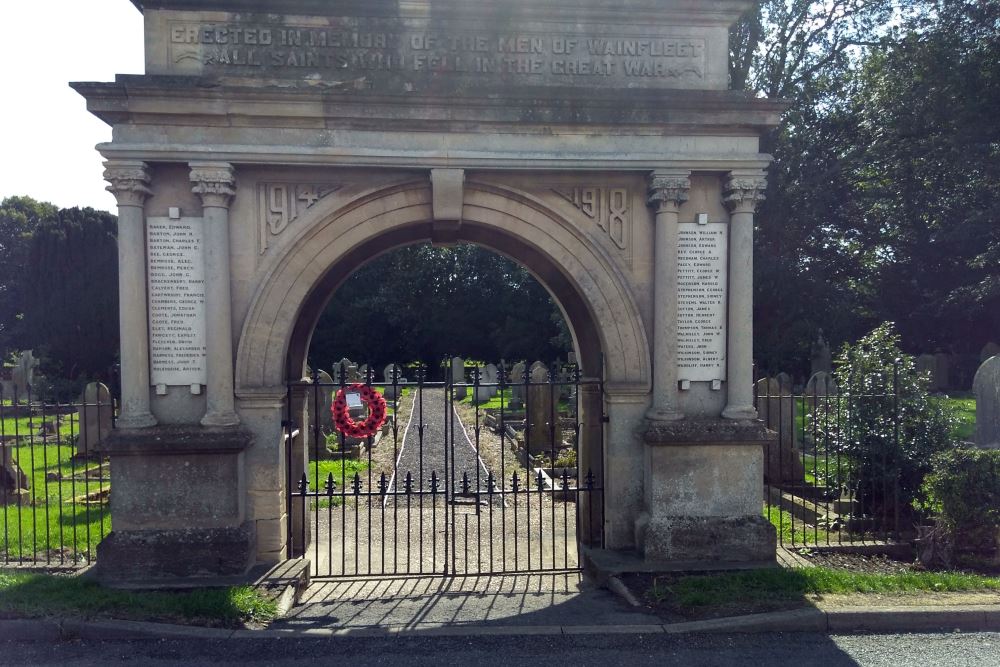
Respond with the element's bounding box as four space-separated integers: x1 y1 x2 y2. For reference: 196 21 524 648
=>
0 2 145 212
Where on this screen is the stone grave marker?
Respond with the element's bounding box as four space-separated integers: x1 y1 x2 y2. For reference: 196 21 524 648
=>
933 353 951 391
359 364 370 383
485 364 499 399
76 382 112 457
804 371 838 397
509 361 527 409
526 361 562 455
810 330 833 376
973 356 1000 449
382 364 402 401
981 342 1000 363
451 357 467 400
916 354 937 387
775 372 793 393
336 358 360 384
11 350 39 401
1 441 30 505
317 370 335 434
755 377 805 484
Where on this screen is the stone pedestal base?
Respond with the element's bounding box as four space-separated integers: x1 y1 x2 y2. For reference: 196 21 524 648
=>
97 425 254 586
638 418 777 566
96 523 255 585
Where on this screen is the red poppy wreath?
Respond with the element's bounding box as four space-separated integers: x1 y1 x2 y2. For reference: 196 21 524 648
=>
331 384 387 439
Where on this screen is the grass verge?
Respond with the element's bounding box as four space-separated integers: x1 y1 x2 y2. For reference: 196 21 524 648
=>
650 567 1000 609
0 570 277 627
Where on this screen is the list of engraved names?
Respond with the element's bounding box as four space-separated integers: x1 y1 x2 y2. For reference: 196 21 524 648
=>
677 223 728 382
147 218 207 387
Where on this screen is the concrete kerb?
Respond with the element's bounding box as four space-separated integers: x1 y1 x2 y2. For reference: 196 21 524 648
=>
4 606 1000 641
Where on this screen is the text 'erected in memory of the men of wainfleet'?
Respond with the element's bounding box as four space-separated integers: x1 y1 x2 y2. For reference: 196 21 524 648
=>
167 22 706 83
677 222 728 382
146 217 207 387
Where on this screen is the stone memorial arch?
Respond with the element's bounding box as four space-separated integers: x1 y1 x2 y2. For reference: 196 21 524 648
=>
77 0 782 584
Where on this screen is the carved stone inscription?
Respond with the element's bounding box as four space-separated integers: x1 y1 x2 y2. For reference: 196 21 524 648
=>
257 183 339 255
555 187 631 251
166 18 706 88
677 222 728 382
147 217 207 386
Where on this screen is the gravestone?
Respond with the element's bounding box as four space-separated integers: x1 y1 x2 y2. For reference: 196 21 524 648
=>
526 362 562 455
11 350 39 401
509 362 527 410
810 330 833 376
473 365 496 403
76 382 113 457
933 353 951 391
484 364 499 400
336 358 360 384
973 355 1000 449
316 370 335 434
775 372 793 393
0 442 30 505
981 343 1000 363
451 357 467 401
755 377 805 484
382 364 402 401
358 364 370 383
804 371 838 397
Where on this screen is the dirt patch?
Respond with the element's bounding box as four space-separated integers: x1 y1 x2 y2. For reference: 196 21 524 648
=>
793 550 920 574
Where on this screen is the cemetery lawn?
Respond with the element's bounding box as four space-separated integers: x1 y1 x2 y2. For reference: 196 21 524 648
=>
764 504 814 545
3 442 110 562
0 570 277 627
946 394 976 441
308 459 370 508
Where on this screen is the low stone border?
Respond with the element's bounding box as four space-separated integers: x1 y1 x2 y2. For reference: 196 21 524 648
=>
3 605 999 641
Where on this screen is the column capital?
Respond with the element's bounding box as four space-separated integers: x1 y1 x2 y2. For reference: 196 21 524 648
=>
724 171 767 214
190 162 236 209
103 160 152 208
647 171 691 214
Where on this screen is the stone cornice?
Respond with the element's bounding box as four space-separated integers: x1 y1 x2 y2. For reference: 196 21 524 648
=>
647 171 691 214
103 160 152 208
724 171 768 214
190 161 236 208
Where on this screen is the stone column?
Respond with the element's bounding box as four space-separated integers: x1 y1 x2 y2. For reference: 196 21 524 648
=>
190 162 240 427
722 171 767 420
104 161 157 429
645 171 690 422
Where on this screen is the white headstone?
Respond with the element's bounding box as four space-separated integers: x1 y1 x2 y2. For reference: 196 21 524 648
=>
451 357 467 400
973 356 1000 449
804 371 838 397
317 370 335 433
383 364 402 401
509 361 526 409
11 350 39 400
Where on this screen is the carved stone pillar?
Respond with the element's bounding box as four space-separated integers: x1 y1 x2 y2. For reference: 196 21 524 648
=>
190 162 240 427
722 171 767 420
104 160 157 429
645 171 691 422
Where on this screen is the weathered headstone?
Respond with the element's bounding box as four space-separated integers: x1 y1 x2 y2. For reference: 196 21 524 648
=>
316 370 335 433
0 441 30 505
76 382 112 457
451 357 467 400
358 364 370 383
973 355 1000 449
981 342 1000 363
804 371 838 397
755 377 805 484
934 353 951 391
336 358 360 384
11 350 39 401
775 372 793 394
509 361 526 409
382 364 402 401
810 330 833 376
526 362 562 455
484 363 499 400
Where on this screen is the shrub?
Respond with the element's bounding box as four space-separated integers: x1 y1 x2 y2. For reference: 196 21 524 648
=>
921 448 1000 552
815 323 956 523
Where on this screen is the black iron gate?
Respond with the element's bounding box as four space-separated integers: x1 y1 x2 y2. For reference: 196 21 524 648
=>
285 361 604 578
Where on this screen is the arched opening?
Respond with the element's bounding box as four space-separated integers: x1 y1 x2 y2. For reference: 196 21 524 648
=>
235 180 651 574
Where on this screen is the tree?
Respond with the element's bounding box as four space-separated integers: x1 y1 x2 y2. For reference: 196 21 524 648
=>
0 196 56 358
23 207 119 390
308 244 572 374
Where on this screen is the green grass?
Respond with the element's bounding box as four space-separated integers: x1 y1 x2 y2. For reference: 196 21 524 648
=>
652 566 1000 608
1 414 76 439
764 503 815 545
2 442 111 561
947 396 976 442
307 459 371 508
0 571 276 627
